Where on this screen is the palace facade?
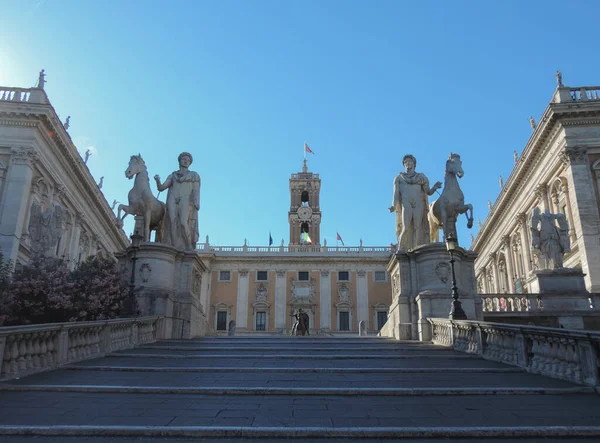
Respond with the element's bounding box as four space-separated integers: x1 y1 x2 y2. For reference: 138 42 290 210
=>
473 82 600 294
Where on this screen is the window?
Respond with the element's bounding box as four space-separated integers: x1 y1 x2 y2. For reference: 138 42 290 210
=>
377 311 388 331
298 271 309 281
339 312 350 331
216 312 227 331
219 271 231 281
338 271 349 281
256 311 266 331
257 271 268 281
374 271 387 282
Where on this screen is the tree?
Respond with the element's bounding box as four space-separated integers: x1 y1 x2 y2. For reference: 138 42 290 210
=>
69 256 136 322
2 254 74 325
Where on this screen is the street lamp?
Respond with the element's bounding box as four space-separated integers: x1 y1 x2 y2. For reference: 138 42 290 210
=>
445 235 467 320
125 230 143 317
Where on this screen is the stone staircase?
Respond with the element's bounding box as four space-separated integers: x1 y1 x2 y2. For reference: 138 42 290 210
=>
1 336 600 442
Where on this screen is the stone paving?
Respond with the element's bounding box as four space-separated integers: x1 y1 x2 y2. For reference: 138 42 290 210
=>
0 336 599 441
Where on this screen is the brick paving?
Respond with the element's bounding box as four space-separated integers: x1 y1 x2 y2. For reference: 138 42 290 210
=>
0 336 599 441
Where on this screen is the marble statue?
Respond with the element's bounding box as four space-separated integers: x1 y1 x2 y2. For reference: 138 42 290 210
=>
84 149 91 164
323 238 327 247
488 200 492 211
37 69 46 89
477 219 482 228
556 70 563 87
28 202 64 255
205 235 210 245
64 116 70 130
281 239 284 247
154 152 200 250
429 153 473 243
530 207 571 269
529 116 537 130
513 151 519 164
118 154 165 242
98 176 104 189
359 238 363 247
499 176 504 189
389 154 441 250
470 233 475 244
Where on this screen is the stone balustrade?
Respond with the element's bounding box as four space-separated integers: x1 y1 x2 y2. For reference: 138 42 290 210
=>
0 86 48 104
429 318 600 386
0 317 164 381
197 243 393 254
481 293 600 314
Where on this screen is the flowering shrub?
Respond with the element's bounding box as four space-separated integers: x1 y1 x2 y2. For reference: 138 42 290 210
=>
0 253 136 326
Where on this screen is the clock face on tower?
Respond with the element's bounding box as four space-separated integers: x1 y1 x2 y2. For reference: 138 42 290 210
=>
297 206 313 220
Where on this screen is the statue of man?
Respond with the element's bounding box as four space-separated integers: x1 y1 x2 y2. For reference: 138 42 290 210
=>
37 69 46 89
529 116 537 130
84 149 91 164
64 116 70 130
556 70 563 87
389 154 441 250
513 150 519 165
499 175 504 189
154 152 200 250
530 207 571 269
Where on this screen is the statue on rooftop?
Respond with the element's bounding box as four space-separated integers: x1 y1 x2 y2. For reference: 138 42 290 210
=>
499 176 504 189
556 70 563 87
530 207 571 269
513 151 519 165
63 116 70 130
487 200 492 211
84 149 91 164
389 154 441 249
37 69 46 89
154 152 200 250
98 176 104 190
529 116 537 130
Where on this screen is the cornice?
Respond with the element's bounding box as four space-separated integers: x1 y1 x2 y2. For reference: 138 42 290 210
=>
0 108 128 249
474 103 600 253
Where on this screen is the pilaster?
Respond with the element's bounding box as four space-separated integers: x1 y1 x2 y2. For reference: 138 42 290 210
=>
319 270 331 331
0 147 38 262
274 270 287 329
562 147 600 290
356 269 369 331
502 236 515 292
236 270 250 330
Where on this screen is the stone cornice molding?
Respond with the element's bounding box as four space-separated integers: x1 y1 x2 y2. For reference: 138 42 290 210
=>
561 146 589 166
0 108 128 249
473 103 600 252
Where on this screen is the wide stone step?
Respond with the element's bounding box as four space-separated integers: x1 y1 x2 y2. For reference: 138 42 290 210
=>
108 350 472 359
0 391 598 429
72 355 519 369
3 367 576 390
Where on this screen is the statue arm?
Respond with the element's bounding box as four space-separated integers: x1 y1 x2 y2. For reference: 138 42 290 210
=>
192 176 201 210
155 174 173 192
390 177 401 212
425 176 442 196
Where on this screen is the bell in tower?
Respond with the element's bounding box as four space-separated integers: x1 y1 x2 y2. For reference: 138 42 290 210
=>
288 159 322 245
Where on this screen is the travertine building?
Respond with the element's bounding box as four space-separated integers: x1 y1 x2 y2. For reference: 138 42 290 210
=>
473 81 600 294
0 83 128 268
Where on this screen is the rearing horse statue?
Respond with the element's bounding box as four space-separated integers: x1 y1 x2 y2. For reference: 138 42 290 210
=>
117 155 165 242
429 153 474 243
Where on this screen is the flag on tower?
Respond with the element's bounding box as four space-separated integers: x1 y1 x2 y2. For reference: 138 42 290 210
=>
304 142 314 154
336 232 344 246
269 232 273 246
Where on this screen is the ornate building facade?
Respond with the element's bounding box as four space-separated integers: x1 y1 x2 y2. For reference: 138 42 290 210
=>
0 83 128 268
473 82 600 294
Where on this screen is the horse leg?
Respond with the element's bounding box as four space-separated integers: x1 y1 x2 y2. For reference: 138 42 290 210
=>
459 204 474 229
144 208 152 242
117 204 131 228
440 206 449 240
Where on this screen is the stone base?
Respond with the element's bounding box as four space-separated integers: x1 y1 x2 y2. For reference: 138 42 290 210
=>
117 242 214 339
530 269 587 294
380 243 482 341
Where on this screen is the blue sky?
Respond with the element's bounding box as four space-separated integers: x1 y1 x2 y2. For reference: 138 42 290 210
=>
2 0 599 247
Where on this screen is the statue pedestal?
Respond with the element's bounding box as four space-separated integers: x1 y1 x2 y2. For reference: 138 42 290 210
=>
530 269 587 294
117 243 213 339
383 243 482 341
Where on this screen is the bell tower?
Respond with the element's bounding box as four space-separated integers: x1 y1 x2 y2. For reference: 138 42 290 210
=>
289 159 321 245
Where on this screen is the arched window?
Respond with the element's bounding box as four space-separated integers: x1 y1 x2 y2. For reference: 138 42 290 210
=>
301 190 309 206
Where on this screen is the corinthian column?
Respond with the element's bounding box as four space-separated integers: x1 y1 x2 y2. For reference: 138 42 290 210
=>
501 235 515 292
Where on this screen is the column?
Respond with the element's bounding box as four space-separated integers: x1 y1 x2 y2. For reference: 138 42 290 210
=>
0 148 38 263
274 270 287 329
356 269 369 330
502 236 515 292
516 213 532 276
563 147 600 290
236 270 249 330
319 270 331 331
490 253 500 293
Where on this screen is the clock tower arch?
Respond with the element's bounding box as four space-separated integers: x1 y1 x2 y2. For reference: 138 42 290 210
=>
289 159 322 245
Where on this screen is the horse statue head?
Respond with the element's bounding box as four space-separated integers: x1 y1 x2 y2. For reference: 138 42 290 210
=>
447 152 464 178
125 154 147 179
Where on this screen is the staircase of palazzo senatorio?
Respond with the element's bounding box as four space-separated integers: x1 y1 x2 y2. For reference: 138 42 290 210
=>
1 336 600 442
